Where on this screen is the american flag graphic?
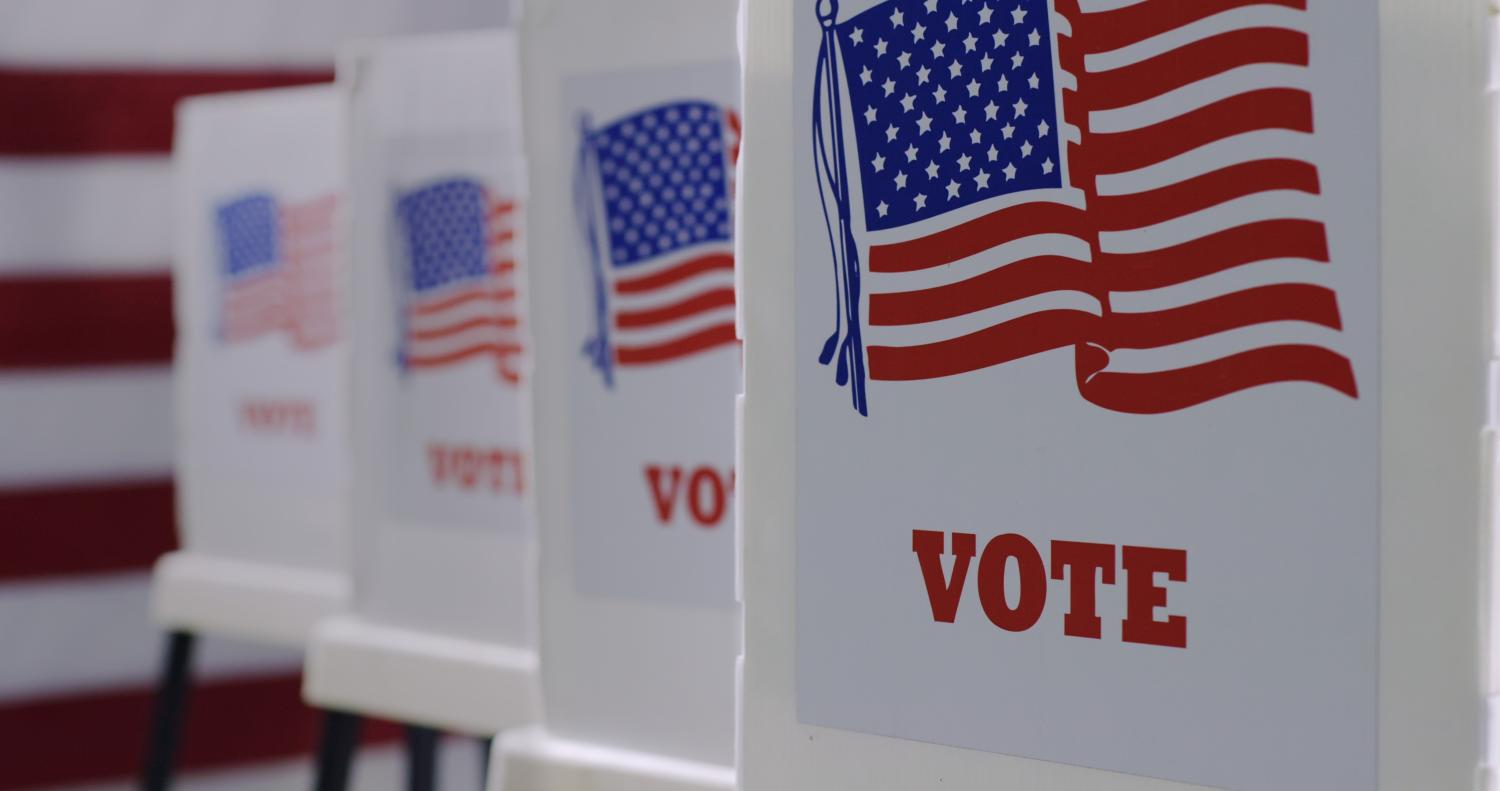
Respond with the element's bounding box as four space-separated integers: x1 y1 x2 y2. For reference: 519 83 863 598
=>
812 0 1358 416
394 178 522 385
217 192 339 350
577 100 739 388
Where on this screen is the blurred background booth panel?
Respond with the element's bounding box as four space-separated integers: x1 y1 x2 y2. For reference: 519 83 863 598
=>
0 1 505 789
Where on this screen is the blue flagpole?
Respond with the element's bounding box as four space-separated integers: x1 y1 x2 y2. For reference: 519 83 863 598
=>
392 195 414 375
813 0 869 415
574 114 614 388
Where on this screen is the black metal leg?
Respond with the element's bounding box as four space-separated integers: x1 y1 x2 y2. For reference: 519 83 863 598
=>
479 736 494 787
312 710 363 791
140 630 196 791
405 725 440 791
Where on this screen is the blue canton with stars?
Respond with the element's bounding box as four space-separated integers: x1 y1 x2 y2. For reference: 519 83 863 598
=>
217 193 280 278
839 0 1061 230
395 178 489 293
592 101 732 268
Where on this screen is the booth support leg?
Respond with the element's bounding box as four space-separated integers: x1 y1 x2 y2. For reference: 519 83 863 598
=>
405 725 440 791
479 736 494 787
312 710 363 791
140 630 196 791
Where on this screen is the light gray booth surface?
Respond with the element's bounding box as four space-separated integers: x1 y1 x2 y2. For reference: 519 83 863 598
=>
517 0 741 769
303 29 540 736
739 0 1487 789
161 85 350 646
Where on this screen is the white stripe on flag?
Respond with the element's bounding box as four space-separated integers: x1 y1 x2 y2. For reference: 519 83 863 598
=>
1102 321 1350 377
0 0 507 66
39 742 492 791
1092 129 1319 197
1087 64 1312 134
0 572 297 702
1081 5 1308 72
0 367 172 487
610 267 734 314
1108 258 1340 315
0 157 172 271
1097 191 1326 255
862 290 1101 349
44 750 411 791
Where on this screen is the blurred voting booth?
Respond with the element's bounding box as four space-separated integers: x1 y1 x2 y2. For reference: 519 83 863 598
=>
739 1 1488 790
160 85 349 645
302 27 540 754
149 84 350 788
491 0 740 788
1488 9 1500 791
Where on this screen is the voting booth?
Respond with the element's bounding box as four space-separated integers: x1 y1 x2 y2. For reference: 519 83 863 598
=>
159 84 350 646
302 28 540 752
148 84 351 788
490 1 740 788
740 1 1488 790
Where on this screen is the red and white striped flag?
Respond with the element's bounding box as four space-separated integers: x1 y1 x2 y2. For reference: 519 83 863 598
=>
810 0 1357 416
396 179 523 384
218 193 340 350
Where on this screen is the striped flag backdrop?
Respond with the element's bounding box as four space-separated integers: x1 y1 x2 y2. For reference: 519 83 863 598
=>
0 1 502 788
810 0 1357 416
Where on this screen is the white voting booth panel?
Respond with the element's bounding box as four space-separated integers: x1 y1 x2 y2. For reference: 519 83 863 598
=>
157 85 350 647
1489 13 1500 789
741 0 1487 790
303 30 541 736
491 1 740 789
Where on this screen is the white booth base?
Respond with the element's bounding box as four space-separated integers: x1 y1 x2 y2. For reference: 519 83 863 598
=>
489 727 735 791
303 614 541 735
1488 693 1500 791
150 551 348 647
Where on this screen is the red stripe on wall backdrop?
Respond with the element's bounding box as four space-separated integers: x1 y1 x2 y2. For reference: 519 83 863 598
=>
0 68 333 155
0 672 401 790
0 479 176 582
0 274 174 369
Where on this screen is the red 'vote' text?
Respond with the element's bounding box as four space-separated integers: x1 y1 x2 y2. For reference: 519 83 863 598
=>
240 400 315 436
645 465 734 528
912 530 1187 648
428 444 525 495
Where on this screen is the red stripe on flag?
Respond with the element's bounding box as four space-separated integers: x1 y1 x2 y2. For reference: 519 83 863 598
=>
868 309 1095 381
1082 28 1309 112
0 673 400 790
615 288 736 329
0 273 173 369
408 315 520 341
616 323 738 366
1059 0 1308 55
1099 219 1330 292
0 68 333 155
1080 344 1358 414
869 257 1093 326
1105 284 1344 350
1092 159 1320 232
407 343 524 369
868 202 1090 274
613 254 734 295
0 479 176 582
1087 88 1315 176
408 287 516 317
